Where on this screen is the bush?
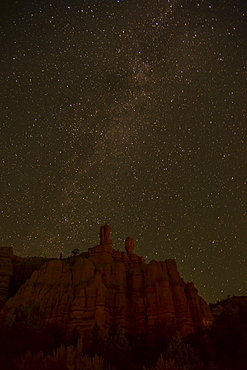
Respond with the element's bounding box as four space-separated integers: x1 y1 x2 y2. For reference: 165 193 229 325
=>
0 300 66 368
102 324 131 369
11 345 107 370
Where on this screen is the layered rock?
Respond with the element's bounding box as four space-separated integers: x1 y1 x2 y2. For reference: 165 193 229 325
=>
11 255 49 296
0 247 13 308
1 225 213 347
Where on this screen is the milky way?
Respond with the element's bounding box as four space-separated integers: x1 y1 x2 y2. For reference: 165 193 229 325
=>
1 0 247 302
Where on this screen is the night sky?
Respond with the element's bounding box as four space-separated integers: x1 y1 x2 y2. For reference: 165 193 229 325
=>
1 0 246 302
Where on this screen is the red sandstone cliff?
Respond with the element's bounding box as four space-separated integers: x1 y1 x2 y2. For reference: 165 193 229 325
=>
0 247 13 308
0 225 213 347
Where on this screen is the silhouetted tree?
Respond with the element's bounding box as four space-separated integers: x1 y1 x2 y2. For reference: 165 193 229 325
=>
71 248 80 256
11 345 107 370
103 324 131 369
0 300 66 369
209 297 247 369
165 334 203 370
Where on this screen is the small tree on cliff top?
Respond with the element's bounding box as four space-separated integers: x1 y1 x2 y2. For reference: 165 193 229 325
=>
71 248 80 256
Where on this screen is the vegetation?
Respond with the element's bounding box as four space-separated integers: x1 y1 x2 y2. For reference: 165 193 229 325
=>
208 297 247 369
144 335 216 370
0 297 246 369
11 346 109 370
100 324 131 369
71 248 80 256
0 300 66 369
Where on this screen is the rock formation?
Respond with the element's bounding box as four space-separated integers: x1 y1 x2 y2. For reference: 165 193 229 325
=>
0 247 13 308
0 226 213 348
99 224 112 246
125 237 135 254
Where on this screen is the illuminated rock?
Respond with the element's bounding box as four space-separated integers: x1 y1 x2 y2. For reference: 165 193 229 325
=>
0 247 13 308
0 226 213 348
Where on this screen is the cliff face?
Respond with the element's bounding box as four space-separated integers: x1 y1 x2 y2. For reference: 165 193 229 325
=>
0 247 13 309
0 226 213 347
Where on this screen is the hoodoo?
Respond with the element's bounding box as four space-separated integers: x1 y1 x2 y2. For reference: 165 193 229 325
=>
0 225 213 348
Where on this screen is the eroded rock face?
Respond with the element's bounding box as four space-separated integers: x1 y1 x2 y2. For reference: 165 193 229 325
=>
99 224 112 246
1 235 213 348
125 237 135 255
0 247 13 309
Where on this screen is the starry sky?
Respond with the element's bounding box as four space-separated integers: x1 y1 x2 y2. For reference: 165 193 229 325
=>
1 0 246 302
